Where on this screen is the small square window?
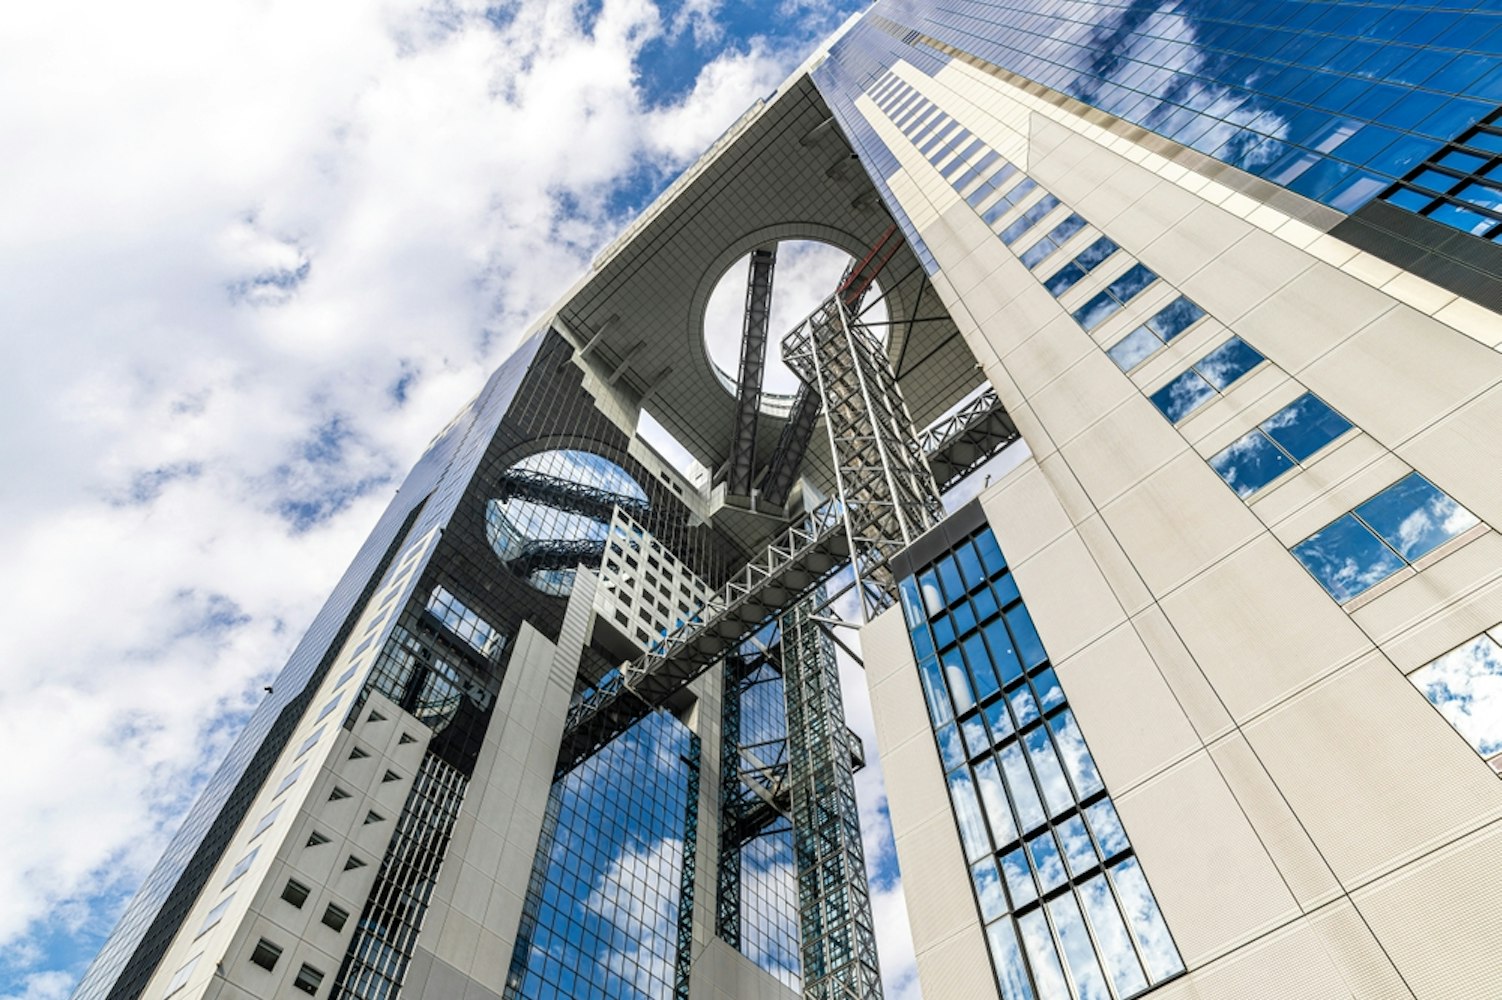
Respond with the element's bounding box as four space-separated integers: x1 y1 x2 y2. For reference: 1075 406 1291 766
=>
322 903 351 932
293 963 325 995
249 938 283 971
281 879 311 909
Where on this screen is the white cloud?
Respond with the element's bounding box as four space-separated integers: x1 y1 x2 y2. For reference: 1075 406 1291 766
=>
0 0 875 990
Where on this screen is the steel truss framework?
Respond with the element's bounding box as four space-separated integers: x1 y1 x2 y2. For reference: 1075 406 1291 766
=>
782 595 882 1000
782 294 946 620
728 246 778 498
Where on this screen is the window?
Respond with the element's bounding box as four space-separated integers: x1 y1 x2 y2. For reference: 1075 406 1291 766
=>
273 762 305 799
1209 394 1353 497
1150 337 1265 422
1410 632 1502 773
1293 473 1481 602
223 847 259 888
899 527 1184 999
293 963 325 995
981 177 1038 227
426 585 508 659
1000 194 1062 245
314 695 342 725
249 938 283 972
249 802 283 842
1043 235 1118 296
1019 213 1086 269
162 954 201 997
295 727 324 760
194 894 235 938
966 162 1019 208
1072 263 1159 330
1106 296 1206 370
322 902 351 932
282 879 311 908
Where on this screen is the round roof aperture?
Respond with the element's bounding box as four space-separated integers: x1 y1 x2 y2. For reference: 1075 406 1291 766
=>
486 449 649 597
703 239 889 417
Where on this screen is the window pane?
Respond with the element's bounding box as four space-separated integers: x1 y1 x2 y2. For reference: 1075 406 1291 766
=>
1145 296 1205 340
986 920 1037 1000
1006 606 1048 668
1075 236 1119 271
1080 874 1149 998
1107 263 1158 303
984 698 1015 744
943 648 978 714
937 722 967 771
1056 815 1098 877
1209 430 1295 498
1028 830 1067 894
1018 910 1072 1000
1009 683 1041 728
1045 263 1087 297
918 658 954 727
1001 844 1038 910
1084 799 1129 858
1031 668 1065 713
1049 894 1112 1000
918 570 945 616
947 768 992 862
965 633 1001 701
976 757 1020 846
972 858 1010 922
1049 709 1106 799
1193 336 1264 390
1292 513 1405 602
984 617 1025 686
1354 473 1480 562
1410 634 1502 759
1074 291 1123 330
976 531 1008 575
1110 858 1184 981
1025 727 1075 816
1000 743 1047 831
1107 326 1159 371
1150 370 1215 422
954 540 987 587
962 714 991 757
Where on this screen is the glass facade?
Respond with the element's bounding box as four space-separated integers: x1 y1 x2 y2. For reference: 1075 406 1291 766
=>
818 0 1502 242
505 711 697 1000
1208 393 1353 498
899 526 1182 1000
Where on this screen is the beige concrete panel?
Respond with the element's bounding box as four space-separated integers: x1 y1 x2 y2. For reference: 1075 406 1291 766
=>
1191 376 1308 461
1266 450 1412 548
912 922 1001 1000
1013 531 1127 664
1179 227 1316 325
1243 430 1383 531
880 720 954 845
977 461 1074 567
1061 395 1189 509
1399 383 1502 531
1126 314 1232 392
1354 820 1502 1000
1115 752 1300 966
1129 607 1234 743
998 313 1096 402
1035 450 1094 523
1300 307 1502 448
1076 513 1153 616
1208 736 1342 910
1158 534 1372 721
1353 530 1502 667
863 604 913 690
993 277 1075 343
1092 172 1205 259
897 811 984 954
1147 919 1360 1000
1054 621 1200 793
1245 654 1502 888
1233 261 1398 375
1029 350 1140 446
1305 899 1413 1000
1069 153 1162 231
1137 202 1254 289
1100 451 1263 595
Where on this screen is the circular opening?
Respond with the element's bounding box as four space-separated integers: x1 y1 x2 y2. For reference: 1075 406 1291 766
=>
703 240 890 415
486 449 648 597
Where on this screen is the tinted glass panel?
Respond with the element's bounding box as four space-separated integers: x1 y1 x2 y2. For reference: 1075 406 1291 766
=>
1195 337 1264 390
1410 634 1502 760
1209 430 1296 498
1354 473 1480 561
1150 370 1216 422
1292 513 1405 602
1261 393 1353 462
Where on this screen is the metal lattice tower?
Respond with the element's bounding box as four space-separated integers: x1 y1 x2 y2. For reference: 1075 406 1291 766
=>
782 596 882 1000
782 293 946 619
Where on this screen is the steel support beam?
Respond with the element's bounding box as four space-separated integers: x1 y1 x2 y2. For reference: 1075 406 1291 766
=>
728 246 778 498
757 382 821 508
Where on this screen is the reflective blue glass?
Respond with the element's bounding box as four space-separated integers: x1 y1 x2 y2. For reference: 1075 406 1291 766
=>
1150 370 1216 422
1353 473 1481 562
1145 297 1206 342
1262 394 1353 462
1195 337 1265 390
1106 326 1159 371
1291 514 1406 602
1001 194 1062 245
1411 634 1502 762
1209 430 1296 498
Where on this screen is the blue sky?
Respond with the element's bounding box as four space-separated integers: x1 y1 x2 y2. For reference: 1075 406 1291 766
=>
0 1 937 998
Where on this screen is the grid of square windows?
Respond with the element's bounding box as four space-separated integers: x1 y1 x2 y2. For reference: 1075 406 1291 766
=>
900 528 1183 1000
425 584 509 660
1208 393 1354 498
1382 107 1502 239
1292 472 1482 603
1149 337 1266 422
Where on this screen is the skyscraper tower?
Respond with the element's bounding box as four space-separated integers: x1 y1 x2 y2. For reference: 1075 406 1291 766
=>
77 3 1502 999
